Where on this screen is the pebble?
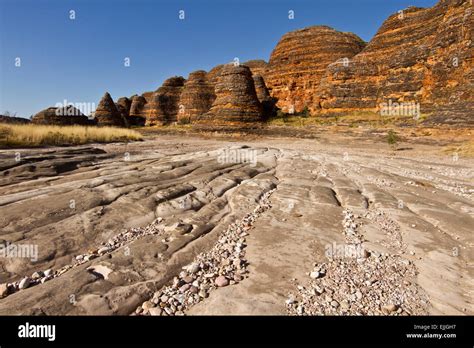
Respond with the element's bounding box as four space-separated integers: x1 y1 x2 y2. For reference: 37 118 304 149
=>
215 276 229 287
98 247 110 254
142 301 154 310
0 283 9 298
31 271 44 279
18 277 31 290
382 304 399 313
148 307 162 316
182 275 194 284
310 271 320 279
44 269 53 277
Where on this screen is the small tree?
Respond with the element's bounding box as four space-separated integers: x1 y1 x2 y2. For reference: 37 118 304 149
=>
387 130 399 150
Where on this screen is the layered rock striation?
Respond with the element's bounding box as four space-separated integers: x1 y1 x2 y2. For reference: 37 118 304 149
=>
319 0 473 125
94 92 128 127
265 25 366 114
178 70 216 122
145 77 185 126
200 64 263 125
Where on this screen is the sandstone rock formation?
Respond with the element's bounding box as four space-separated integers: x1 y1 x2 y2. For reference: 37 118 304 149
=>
319 0 473 125
253 74 276 118
243 60 268 78
32 106 93 126
145 77 185 126
207 64 225 86
94 92 128 127
178 70 216 123
129 95 147 117
116 97 131 118
200 64 263 125
265 25 366 113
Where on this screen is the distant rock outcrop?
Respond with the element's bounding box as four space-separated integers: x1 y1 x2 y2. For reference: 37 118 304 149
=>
266 25 366 114
0 115 31 125
145 77 185 126
95 92 128 127
200 64 263 125
178 71 216 123
32 106 93 126
319 0 473 125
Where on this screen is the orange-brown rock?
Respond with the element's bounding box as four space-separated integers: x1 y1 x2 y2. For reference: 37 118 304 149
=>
207 64 225 86
199 64 263 126
266 25 366 113
94 92 128 127
32 106 93 126
178 70 216 123
319 0 473 125
145 76 185 126
243 60 268 78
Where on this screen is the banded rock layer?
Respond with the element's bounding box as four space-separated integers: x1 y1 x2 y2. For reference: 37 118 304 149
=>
265 26 366 113
319 0 473 125
145 77 185 126
178 71 216 122
95 93 128 127
200 64 263 125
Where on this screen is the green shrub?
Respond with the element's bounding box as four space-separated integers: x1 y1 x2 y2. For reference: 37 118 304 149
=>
387 130 399 148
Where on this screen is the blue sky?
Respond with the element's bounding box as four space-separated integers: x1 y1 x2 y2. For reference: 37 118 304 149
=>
0 0 438 118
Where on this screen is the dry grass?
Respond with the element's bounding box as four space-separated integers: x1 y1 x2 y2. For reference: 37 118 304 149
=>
0 124 143 148
443 139 474 158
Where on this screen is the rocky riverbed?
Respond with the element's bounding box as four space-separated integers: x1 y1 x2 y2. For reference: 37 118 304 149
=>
0 133 472 315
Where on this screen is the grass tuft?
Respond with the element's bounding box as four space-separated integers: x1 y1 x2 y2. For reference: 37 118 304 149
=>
0 124 143 148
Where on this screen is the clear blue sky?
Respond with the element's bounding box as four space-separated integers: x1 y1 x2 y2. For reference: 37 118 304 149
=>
0 0 438 118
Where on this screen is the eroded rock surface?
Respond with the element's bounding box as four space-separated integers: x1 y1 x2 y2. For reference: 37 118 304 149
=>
0 135 472 316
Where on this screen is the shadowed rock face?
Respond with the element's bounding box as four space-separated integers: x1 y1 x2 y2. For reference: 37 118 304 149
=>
253 74 277 118
118 96 146 126
95 93 128 127
129 95 147 117
319 0 473 125
116 97 131 118
266 25 366 114
178 71 216 123
32 106 93 126
145 77 186 126
200 64 263 125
